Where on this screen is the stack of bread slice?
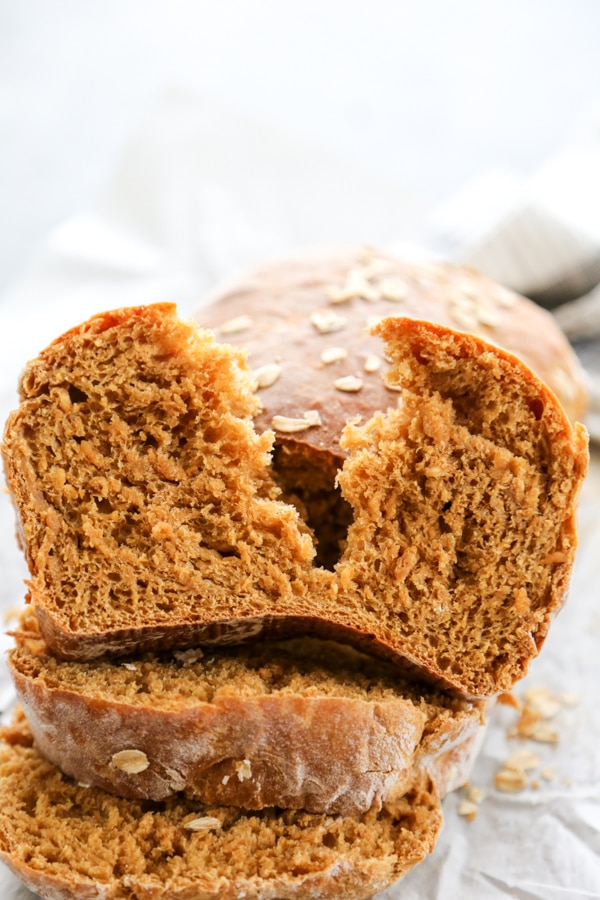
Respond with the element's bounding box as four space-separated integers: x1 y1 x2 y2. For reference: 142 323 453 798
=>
0 250 588 900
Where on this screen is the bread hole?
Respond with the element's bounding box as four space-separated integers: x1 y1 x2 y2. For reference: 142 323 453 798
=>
271 442 352 571
527 397 544 421
68 385 88 404
95 498 113 514
321 832 338 849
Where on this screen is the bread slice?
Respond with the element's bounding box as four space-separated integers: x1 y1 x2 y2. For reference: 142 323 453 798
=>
8 610 486 816
0 714 442 900
2 303 588 696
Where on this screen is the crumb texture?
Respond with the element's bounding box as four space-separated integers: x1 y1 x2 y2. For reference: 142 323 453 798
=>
3 304 314 638
336 319 588 695
9 611 484 814
0 717 442 900
2 303 588 697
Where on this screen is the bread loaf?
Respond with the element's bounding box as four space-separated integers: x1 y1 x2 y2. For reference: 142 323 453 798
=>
0 714 442 900
8 610 486 816
2 301 588 696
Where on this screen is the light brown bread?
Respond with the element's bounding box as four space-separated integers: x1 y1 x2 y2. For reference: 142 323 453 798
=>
2 303 588 696
8 610 486 816
0 714 442 900
199 247 588 570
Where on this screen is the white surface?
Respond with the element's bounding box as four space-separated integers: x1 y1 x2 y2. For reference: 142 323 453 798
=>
4 0 600 296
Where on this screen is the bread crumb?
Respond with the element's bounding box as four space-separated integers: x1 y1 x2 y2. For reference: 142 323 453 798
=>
504 749 540 772
121 662 137 671
523 722 560 744
523 687 562 719
540 767 555 781
494 768 527 792
497 692 521 710
111 749 149 774
558 691 580 707
466 786 485 804
174 648 204 667
457 800 478 821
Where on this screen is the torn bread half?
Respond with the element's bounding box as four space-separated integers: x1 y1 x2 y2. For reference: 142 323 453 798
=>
2 304 588 696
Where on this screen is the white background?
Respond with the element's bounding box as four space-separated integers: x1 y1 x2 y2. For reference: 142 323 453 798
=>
3 0 600 296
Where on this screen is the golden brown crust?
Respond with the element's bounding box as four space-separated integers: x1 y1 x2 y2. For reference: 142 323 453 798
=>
0 717 443 900
198 246 588 447
8 614 485 815
2 301 588 697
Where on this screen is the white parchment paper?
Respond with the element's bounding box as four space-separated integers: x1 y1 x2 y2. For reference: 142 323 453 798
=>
0 90 598 900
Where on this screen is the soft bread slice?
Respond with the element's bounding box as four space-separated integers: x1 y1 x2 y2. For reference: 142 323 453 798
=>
8 611 486 815
2 304 588 696
0 714 442 900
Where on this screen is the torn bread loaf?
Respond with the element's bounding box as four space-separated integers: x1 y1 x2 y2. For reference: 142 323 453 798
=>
200 247 588 572
2 303 588 696
8 610 486 815
0 714 442 900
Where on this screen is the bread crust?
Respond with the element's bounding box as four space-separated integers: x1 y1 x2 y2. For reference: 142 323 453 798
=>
0 718 443 900
199 246 588 442
8 620 486 815
2 298 588 697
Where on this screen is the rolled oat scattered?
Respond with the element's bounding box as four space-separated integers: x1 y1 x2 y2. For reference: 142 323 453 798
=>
219 315 253 335
111 749 149 774
466 786 486 804
449 307 478 332
321 346 348 364
379 278 408 302
493 286 518 307
474 304 502 328
494 767 527 793
523 687 562 720
253 363 282 389
524 722 560 744
184 817 222 832
310 310 347 334
504 749 540 771
271 411 322 433
457 800 478 821
364 354 382 373
334 375 364 393
236 759 252 782
558 691 580 707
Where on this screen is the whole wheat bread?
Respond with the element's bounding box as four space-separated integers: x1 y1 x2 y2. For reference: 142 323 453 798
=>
2 303 588 696
8 610 486 815
0 714 442 900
